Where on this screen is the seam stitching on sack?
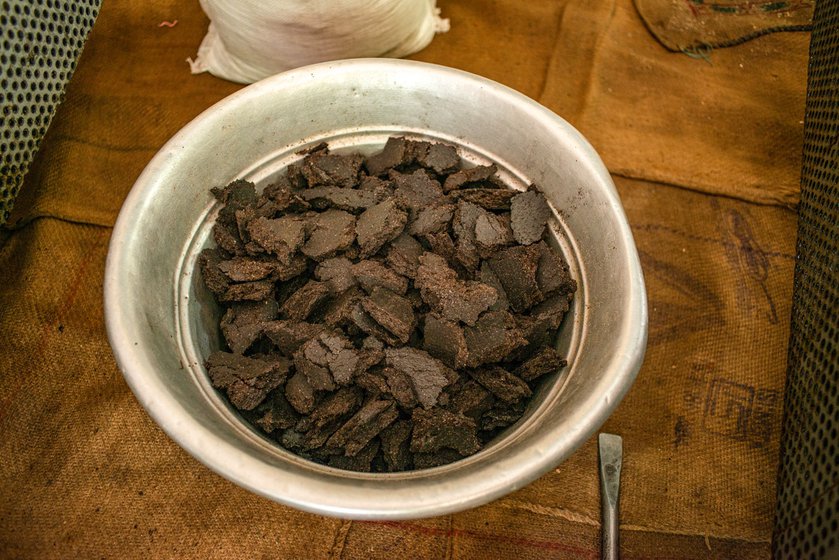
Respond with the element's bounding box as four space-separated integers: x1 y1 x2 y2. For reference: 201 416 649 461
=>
328 519 353 560
500 499 772 544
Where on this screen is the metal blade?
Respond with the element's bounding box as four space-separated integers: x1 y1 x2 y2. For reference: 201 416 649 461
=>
599 433 623 560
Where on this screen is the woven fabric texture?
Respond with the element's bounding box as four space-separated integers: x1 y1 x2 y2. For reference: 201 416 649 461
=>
0 1 809 558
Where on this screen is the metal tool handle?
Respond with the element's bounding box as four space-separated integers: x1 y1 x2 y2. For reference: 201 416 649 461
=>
599 433 623 560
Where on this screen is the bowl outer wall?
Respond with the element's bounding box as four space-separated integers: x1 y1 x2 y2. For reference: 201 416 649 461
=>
104 58 647 519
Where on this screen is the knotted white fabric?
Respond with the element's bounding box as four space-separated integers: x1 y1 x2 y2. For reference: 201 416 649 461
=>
189 0 449 84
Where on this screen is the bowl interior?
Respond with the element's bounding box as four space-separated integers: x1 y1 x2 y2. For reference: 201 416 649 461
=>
105 59 646 519
178 134 584 464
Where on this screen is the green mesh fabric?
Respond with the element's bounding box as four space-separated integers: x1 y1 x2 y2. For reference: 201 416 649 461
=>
773 2 839 558
0 0 101 226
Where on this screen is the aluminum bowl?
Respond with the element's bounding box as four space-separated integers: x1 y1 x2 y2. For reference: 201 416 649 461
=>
104 59 647 519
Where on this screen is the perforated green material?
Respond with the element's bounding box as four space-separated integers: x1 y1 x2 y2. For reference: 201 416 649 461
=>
0 0 101 226
773 2 839 559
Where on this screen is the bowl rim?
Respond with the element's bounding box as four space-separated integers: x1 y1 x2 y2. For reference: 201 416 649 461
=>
104 58 647 519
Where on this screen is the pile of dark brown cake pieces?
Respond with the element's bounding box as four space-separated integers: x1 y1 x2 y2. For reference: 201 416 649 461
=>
199 137 577 472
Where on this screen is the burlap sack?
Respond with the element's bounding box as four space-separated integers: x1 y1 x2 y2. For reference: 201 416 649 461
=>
537 0 808 208
0 0 808 558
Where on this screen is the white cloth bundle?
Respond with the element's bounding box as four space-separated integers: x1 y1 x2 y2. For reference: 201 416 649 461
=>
190 0 449 84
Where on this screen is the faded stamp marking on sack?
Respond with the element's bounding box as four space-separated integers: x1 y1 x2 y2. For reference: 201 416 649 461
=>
701 378 780 448
681 363 781 449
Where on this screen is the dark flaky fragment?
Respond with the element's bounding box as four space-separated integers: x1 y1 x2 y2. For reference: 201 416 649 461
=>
298 186 378 213
301 331 360 386
469 366 532 403
279 428 307 453
246 215 307 265
413 449 464 469
451 200 482 271
273 254 309 282
220 299 278 354
217 257 277 282
318 287 364 329
212 179 258 208
213 221 246 256
532 292 573 330
361 287 416 345
206 351 290 411
293 346 336 392
315 256 357 294
327 439 381 473
414 253 497 326
450 188 517 210
416 141 460 175
392 170 446 219
474 212 514 258
385 347 456 409
301 387 363 449
373 136 458 173
279 280 330 322
382 367 418 409
480 401 527 432
423 313 469 370
420 231 460 272
358 176 394 201
411 408 480 456
534 240 576 297
463 310 528 367
199 248 230 296
255 391 300 433
479 261 510 312
219 280 274 303
365 137 411 177
352 260 408 295
353 369 391 396
234 206 257 245
212 181 258 248
511 292 574 361
300 151 364 189
301 209 356 261
325 399 398 457
405 288 425 310
213 180 257 227
448 380 495 422
285 161 306 189
324 345 361 387
363 335 385 352
356 339 386 373
347 302 398 345
260 176 296 210
513 346 567 382
285 371 316 415
487 244 544 312
379 419 413 471
408 204 455 237
385 233 424 279
442 164 497 193
263 320 325 356
510 190 551 245
355 199 408 259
